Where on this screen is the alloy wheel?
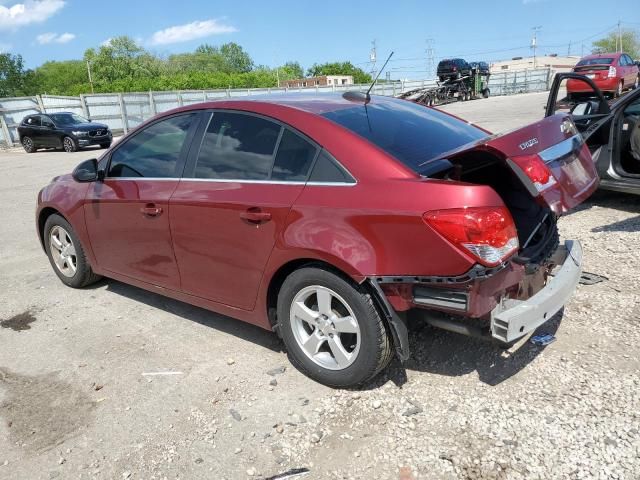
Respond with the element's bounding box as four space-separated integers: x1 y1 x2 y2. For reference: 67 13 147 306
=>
290 285 361 370
23 137 33 151
49 225 77 277
63 137 75 152
617 81 623 97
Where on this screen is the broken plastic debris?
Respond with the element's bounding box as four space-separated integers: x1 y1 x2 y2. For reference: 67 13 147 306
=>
530 333 556 346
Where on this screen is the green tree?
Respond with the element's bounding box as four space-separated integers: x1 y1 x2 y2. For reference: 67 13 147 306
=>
219 42 253 73
592 29 640 59
306 61 372 84
84 36 161 88
278 61 304 80
0 53 28 97
29 60 89 95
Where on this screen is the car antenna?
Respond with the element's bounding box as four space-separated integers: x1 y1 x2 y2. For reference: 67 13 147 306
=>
365 51 394 103
343 51 394 104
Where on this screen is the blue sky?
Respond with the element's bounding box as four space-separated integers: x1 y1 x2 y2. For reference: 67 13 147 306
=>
0 0 638 78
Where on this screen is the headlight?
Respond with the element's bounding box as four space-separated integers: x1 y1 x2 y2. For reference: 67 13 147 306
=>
72 131 88 137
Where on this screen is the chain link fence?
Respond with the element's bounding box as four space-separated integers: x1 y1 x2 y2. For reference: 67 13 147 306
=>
0 68 553 148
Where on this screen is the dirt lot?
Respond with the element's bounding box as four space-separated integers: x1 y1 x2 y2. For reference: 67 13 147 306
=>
0 93 639 480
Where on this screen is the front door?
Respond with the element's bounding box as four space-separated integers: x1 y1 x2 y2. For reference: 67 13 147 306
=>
170 111 319 310
84 112 201 289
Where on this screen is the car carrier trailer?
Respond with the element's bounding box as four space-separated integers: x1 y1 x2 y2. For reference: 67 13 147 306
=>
398 70 490 107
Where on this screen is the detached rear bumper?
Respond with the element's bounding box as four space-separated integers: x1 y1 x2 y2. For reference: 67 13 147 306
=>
490 240 582 343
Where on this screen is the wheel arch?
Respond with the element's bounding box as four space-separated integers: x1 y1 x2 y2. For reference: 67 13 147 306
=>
37 207 65 251
264 257 409 361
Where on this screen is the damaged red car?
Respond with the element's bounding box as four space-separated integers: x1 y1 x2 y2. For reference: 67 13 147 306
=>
36 93 597 387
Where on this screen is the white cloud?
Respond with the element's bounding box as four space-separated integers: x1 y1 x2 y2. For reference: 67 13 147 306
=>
0 0 65 31
101 37 112 47
36 31 74 44
148 19 236 46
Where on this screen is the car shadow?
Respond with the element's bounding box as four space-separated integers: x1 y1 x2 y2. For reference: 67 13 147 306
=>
567 189 640 216
86 278 561 390
362 311 563 390
591 215 640 233
89 278 283 354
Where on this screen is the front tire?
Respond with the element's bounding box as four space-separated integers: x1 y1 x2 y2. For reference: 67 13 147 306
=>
44 214 101 288
62 136 78 153
22 136 36 153
99 142 111 149
277 267 393 387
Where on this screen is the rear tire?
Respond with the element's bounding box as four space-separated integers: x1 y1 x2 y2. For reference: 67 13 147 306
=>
277 267 393 387
22 136 36 153
44 214 101 288
62 136 78 153
634 75 639 90
482 88 490 98
615 81 623 98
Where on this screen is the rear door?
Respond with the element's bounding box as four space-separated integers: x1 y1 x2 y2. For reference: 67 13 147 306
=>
170 110 319 310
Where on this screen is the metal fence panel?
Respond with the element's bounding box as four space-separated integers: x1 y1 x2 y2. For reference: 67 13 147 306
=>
0 68 554 147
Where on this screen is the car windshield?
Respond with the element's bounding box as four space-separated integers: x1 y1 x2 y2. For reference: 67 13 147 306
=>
49 113 89 125
576 57 615 66
322 99 487 174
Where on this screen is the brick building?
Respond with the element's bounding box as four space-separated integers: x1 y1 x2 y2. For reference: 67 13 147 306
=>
280 75 354 88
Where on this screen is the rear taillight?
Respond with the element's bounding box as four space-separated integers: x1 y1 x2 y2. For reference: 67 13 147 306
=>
608 66 616 78
510 155 557 193
423 207 519 267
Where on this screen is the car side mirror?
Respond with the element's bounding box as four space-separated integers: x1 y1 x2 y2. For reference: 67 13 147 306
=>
72 158 100 182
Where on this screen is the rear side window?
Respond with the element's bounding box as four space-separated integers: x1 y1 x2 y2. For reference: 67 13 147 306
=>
322 99 486 174
271 129 318 181
309 151 354 183
196 112 281 180
108 114 195 178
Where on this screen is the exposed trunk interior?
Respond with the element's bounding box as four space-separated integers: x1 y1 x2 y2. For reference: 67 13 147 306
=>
435 151 559 266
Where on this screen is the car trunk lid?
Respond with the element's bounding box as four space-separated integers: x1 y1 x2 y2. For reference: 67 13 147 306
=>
482 114 598 214
435 114 599 215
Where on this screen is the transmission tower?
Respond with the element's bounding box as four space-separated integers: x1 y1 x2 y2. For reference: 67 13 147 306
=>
369 39 377 78
425 38 435 79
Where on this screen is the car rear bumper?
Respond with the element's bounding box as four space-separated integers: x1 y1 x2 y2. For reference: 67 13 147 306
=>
489 240 582 343
567 77 618 93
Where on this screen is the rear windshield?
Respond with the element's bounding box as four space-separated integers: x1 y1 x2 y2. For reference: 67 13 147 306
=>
321 99 487 173
576 58 614 66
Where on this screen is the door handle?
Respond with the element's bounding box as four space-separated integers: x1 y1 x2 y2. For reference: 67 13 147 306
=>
140 204 163 217
240 208 272 224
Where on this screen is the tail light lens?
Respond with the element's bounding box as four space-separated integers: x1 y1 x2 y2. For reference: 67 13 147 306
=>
510 154 557 193
608 66 616 78
423 207 519 267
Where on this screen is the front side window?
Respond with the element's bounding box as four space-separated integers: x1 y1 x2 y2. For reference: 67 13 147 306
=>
195 112 281 180
108 114 195 178
23 115 41 126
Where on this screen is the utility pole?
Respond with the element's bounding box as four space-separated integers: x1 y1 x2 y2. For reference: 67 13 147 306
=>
369 39 377 79
531 26 542 69
581 43 585 57
567 40 572 56
618 20 622 52
425 38 435 79
86 60 94 94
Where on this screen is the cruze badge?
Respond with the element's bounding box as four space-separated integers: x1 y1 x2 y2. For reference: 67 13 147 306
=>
519 138 539 151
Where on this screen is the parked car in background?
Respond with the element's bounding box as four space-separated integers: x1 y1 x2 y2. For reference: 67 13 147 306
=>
18 112 112 153
437 58 471 82
469 61 490 75
547 72 640 195
36 93 597 387
568 53 639 99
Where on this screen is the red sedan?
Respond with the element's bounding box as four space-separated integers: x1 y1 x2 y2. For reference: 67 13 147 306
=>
568 52 639 98
37 93 598 387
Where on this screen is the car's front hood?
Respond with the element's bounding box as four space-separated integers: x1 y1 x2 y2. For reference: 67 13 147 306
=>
67 123 109 131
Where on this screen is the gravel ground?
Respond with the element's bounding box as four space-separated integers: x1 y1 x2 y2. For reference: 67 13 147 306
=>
1 95 639 480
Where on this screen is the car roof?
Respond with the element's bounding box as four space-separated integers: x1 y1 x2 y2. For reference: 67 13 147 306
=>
173 92 405 116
